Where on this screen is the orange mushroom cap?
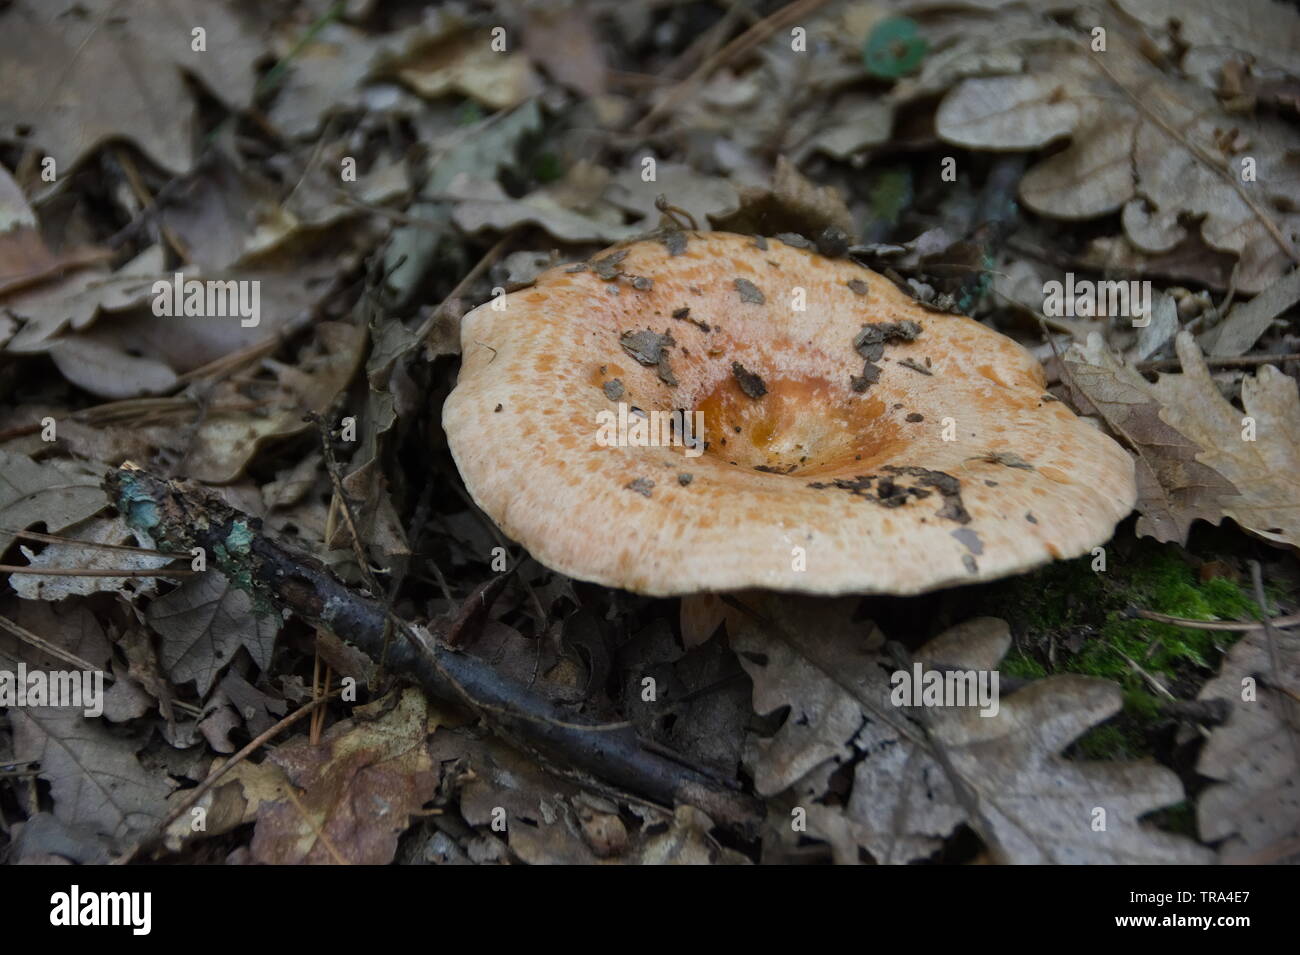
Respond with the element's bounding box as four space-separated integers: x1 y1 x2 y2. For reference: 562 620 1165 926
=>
444 231 1136 596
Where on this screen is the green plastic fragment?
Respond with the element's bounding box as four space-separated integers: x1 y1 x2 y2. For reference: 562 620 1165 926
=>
863 17 928 79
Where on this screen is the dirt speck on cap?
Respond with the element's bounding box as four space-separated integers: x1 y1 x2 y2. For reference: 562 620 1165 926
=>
950 527 984 555
851 361 882 392
883 465 970 524
847 278 869 295
734 278 765 304
620 329 675 366
731 361 767 399
816 227 850 258
626 477 654 497
592 250 629 280
602 379 625 400
671 306 711 332
854 320 922 362
976 451 1035 470
659 230 688 256
775 232 814 251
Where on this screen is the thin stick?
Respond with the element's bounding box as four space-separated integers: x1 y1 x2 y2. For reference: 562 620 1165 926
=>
4 528 173 557
106 468 761 829
0 614 103 673
1249 560 1300 770
1111 643 1177 701
1088 47 1299 265
1137 352 1300 373
133 690 341 858
284 782 349 865
1131 607 1300 631
413 232 515 344
113 147 189 261
633 0 829 134
0 565 193 577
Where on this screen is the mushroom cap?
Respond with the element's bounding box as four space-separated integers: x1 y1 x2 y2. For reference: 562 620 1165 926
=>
444 231 1135 596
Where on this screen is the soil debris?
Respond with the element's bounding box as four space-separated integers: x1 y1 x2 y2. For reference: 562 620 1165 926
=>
734 278 765 304
732 361 768 399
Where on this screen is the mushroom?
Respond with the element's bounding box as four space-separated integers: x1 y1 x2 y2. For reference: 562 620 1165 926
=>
443 232 1135 597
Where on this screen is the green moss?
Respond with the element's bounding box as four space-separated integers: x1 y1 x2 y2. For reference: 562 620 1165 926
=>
1001 651 1046 680
533 151 563 183
1073 725 1137 761
867 168 912 229
980 539 1262 757
1146 800 1197 839
456 100 485 126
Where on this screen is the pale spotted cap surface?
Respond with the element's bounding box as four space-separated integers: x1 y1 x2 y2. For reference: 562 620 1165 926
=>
443 232 1136 596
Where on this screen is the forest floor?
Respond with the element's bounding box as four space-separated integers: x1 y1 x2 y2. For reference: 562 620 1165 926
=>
0 0 1297 865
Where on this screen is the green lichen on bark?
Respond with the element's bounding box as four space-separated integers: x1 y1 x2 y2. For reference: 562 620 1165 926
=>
105 469 279 625
112 473 162 533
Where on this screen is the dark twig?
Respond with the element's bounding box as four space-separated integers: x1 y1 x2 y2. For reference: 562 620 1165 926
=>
1128 606 1300 632
1137 352 1300 373
1249 561 1300 770
105 467 761 830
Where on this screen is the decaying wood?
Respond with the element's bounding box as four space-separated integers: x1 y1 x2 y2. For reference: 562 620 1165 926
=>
104 467 762 832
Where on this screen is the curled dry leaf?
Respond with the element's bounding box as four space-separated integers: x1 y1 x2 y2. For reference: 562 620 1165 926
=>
708 156 855 238
1067 331 1300 548
162 758 293 854
440 724 748 865
1063 333 1238 545
935 28 1300 293
9 516 171 601
0 0 264 174
250 689 438 865
184 321 367 483
734 598 1210 864
1195 626 1300 863
11 707 174 846
0 164 107 298
0 450 106 558
3 246 164 352
1147 333 1300 548
452 180 640 244
398 30 543 111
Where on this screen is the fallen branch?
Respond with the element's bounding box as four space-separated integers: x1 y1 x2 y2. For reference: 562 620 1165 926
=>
105 467 761 833
1127 606 1300 632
